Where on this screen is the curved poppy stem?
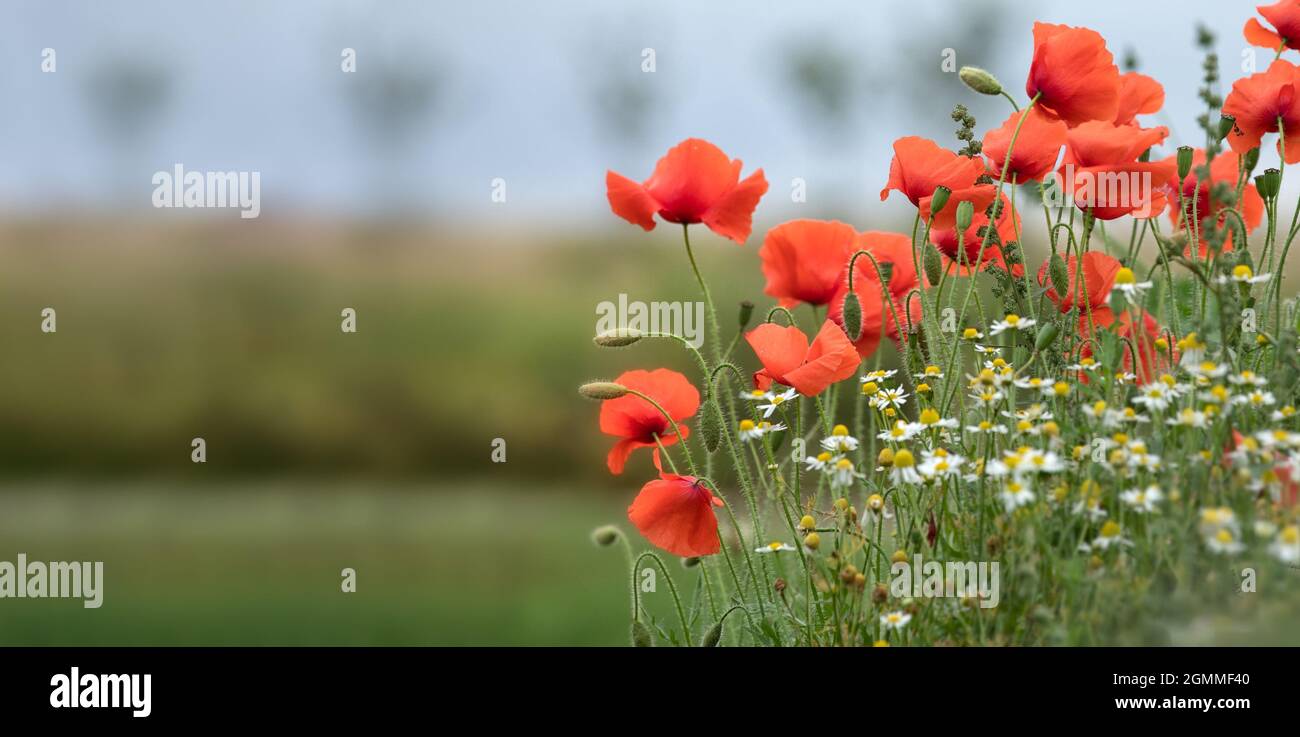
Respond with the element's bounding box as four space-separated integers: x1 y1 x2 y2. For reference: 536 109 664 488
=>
631 551 693 646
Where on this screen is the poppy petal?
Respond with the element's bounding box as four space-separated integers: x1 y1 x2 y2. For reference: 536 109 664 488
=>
606 170 660 231
783 321 861 396
745 323 811 385
702 169 769 243
627 476 721 557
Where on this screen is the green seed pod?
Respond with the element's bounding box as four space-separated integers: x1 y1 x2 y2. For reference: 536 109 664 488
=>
929 185 952 216
1263 167 1282 199
1049 253 1070 298
1217 114 1236 142
958 66 1003 96
631 619 653 647
738 300 755 330
593 328 643 347
1245 146 1261 174
700 398 722 453
579 382 628 400
841 291 863 341
1034 322 1060 352
700 620 723 647
591 525 620 546
1176 146 1194 180
923 243 944 286
955 200 975 233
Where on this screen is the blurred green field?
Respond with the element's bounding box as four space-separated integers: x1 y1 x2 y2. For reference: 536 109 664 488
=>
0 482 654 645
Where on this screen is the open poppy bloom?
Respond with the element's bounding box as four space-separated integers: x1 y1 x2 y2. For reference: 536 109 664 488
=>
880 136 984 207
928 200 1022 276
1039 250 1122 321
1026 22 1121 126
606 138 769 243
745 320 860 397
599 368 700 475
759 219 858 308
1222 59 1300 164
1114 72 1165 125
1162 149 1266 257
1244 1 1300 51
983 107 1068 183
1061 121 1169 169
1057 161 1175 220
827 232 923 358
627 460 724 558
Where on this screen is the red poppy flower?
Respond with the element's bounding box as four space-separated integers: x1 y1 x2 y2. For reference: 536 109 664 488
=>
1222 59 1300 164
599 368 700 475
1162 149 1266 257
1245 1 1300 51
1057 161 1176 220
983 107 1068 183
759 219 857 308
928 197 1022 276
1114 72 1165 125
1081 309 1173 385
606 138 769 243
627 463 724 558
745 320 860 397
1038 250 1122 321
828 232 924 358
1061 121 1169 169
880 137 984 207
1026 22 1121 126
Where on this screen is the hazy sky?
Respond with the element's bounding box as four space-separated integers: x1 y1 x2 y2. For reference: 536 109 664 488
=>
0 0 1266 225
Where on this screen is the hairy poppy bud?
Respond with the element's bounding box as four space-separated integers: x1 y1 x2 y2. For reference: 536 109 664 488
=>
1176 146 1194 180
700 398 722 453
1034 322 1060 352
929 185 952 215
1049 253 1070 298
1217 114 1236 142
1245 146 1260 174
958 66 1003 96
924 243 943 285
593 328 642 347
591 525 621 546
955 200 975 232
631 619 653 647
579 381 628 400
841 291 863 341
738 300 754 330
700 620 723 647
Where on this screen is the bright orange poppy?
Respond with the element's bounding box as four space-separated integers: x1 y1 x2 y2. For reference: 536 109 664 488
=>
745 320 860 397
759 219 857 308
606 138 769 243
599 368 700 475
1114 72 1165 125
1162 149 1265 257
1026 22 1121 126
1222 59 1300 164
880 137 984 207
827 232 923 359
1245 1 1300 51
1057 161 1175 220
627 461 724 558
1061 121 1169 168
983 107 1068 183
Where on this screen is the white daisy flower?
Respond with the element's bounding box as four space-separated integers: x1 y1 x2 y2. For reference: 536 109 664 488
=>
1120 485 1162 513
1205 528 1245 555
889 449 923 485
1132 383 1174 412
877 420 922 443
804 450 838 472
1271 405 1297 422
1270 525 1300 565
820 424 859 453
757 388 798 418
1108 267 1153 299
1066 357 1102 372
1217 264 1270 285
741 388 774 402
879 611 912 630
965 420 1008 434
989 313 1035 336
871 386 909 410
756 541 797 554
1228 370 1268 387
829 458 863 489
914 365 944 380
919 449 965 480
1166 408 1208 428
1232 389 1276 409
973 343 1001 357
1081 521 1132 552
738 419 785 441
1000 480 1036 512
861 369 898 382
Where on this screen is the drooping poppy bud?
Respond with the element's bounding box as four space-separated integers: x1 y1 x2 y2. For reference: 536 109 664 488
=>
591 525 621 546
923 243 944 285
632 620 653 647
841 292 863 341
594 328 643 347
700 397 722 453
959 66 1004 96
580 381 629 400
1035 322 1060 352
700 620 723 647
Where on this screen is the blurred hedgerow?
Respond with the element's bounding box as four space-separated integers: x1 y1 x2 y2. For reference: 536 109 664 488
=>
583 8 1300 647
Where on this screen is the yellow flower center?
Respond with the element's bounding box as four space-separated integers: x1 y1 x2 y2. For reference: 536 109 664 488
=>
832 424 849 436
920 408 940 425
1053 382 1069 396
1005 314 1020 325
893 449 915 468
836 459 853 471
1216 529 1234 544
1233 264 1253 279
1114 267 1136 285
1100 521 1121 538
1282 526 1299 544
817 451 832 462
963 327 979 340
739 420 756 431
978 421 992 431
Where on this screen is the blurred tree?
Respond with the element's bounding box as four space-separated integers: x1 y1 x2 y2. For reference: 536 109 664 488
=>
83 55 173 204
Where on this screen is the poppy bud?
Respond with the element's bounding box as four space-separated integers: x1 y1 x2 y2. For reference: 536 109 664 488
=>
958 66 1003 96
738 300 754 330
700 620 723 647
1049 253 1070 298
1217 114 1236 142
929 185 952 216
841 291 863 341
955 200 975 232
593 328 643 347
1176 146 1194 180
1245 146 1260 174
681 556 701 568
700 398 722 453
591 525 621 546
1034 322 1060 352
631 619 653 647
579 381 628 400
923 243 943 286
